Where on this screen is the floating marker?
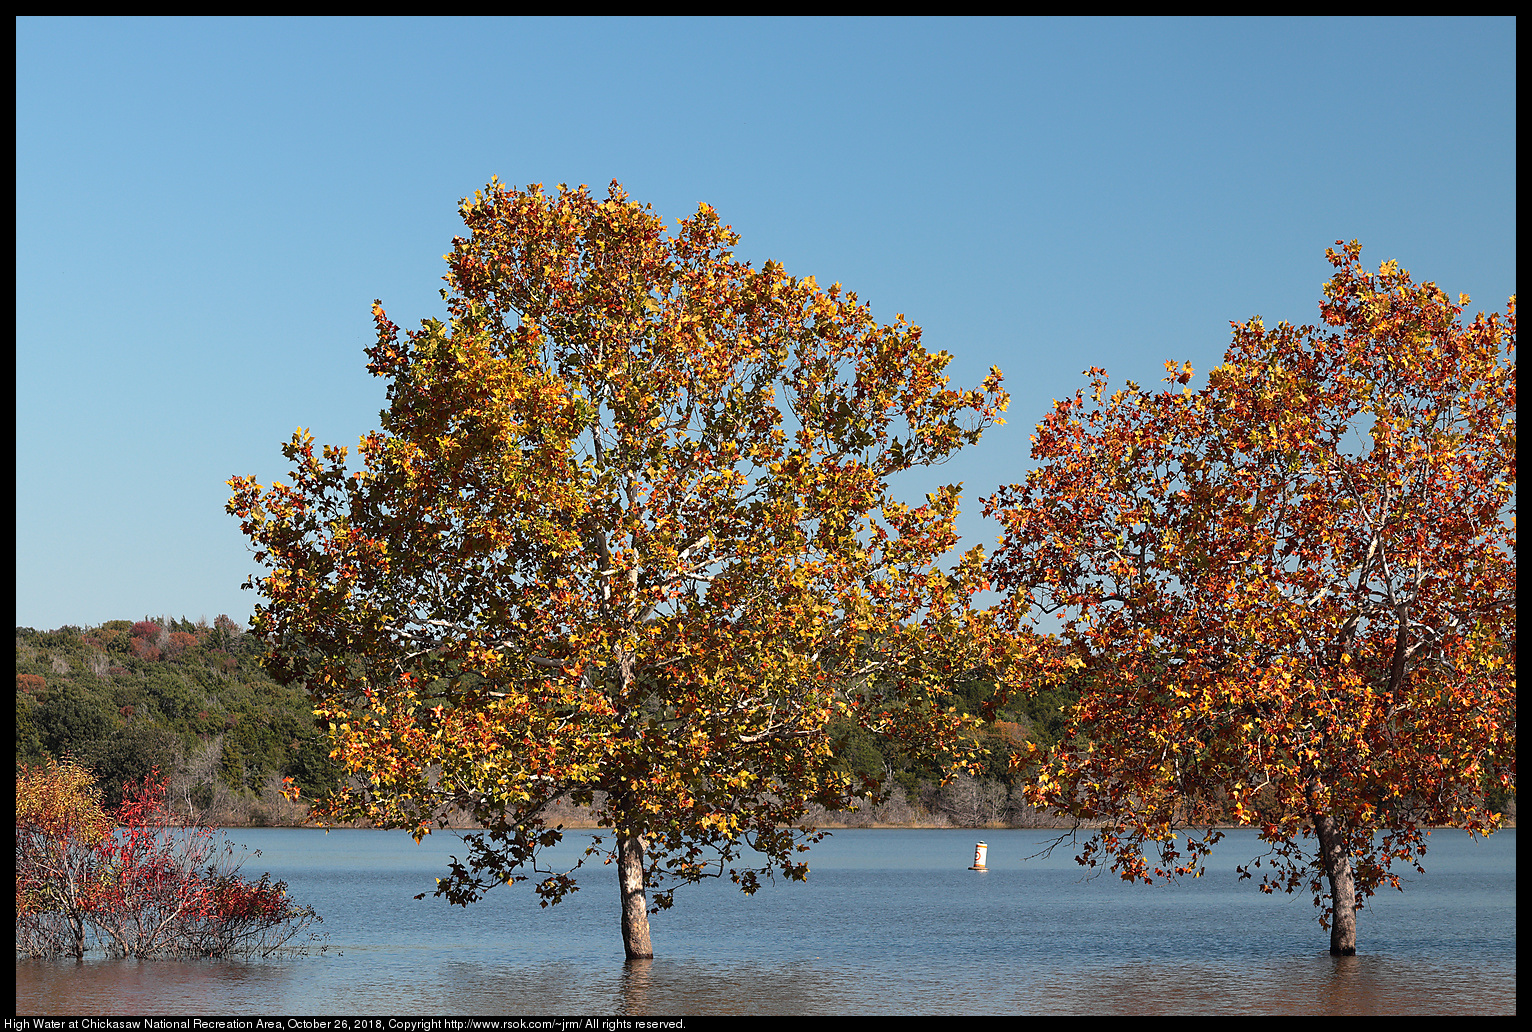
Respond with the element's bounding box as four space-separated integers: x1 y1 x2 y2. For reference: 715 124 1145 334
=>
969 840 988 871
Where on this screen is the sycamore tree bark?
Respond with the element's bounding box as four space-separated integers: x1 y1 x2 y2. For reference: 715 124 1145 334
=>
616 830 653 960
1313 811 1358 955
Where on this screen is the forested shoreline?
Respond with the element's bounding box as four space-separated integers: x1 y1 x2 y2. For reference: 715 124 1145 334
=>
15 617 1086 831
16 618 332 828
16 617 1515 833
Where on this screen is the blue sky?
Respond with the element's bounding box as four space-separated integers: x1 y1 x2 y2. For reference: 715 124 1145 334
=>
16 16 1516 632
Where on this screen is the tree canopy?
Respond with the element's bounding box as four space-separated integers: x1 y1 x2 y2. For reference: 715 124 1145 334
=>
228 179 1008 957
983 242 1516 954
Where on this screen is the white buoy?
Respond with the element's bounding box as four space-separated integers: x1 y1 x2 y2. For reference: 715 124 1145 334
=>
969 840 988 870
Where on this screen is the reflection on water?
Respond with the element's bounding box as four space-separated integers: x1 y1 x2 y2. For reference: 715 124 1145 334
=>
16 828 1516 1015
17 953 1518 1015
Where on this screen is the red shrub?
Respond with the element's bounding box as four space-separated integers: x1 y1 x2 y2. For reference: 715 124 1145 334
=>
18 674 46 694
16 765 320 959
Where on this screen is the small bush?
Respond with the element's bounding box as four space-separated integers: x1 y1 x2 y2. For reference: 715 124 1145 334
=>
15 761 322 959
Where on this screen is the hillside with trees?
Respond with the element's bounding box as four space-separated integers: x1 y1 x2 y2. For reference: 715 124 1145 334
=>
15 616 339 825
16 616 1071 829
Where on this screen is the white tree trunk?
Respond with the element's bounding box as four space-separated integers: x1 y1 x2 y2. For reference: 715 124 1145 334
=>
1313 811 1357 955
616 830 653 959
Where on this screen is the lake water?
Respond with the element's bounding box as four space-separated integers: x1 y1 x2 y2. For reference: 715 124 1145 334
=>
15 827 1516 1015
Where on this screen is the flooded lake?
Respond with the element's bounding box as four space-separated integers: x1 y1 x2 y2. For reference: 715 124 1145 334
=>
16 826 1516 1015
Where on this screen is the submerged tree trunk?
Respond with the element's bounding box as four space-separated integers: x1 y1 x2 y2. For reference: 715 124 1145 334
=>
1313 811 1357 955
616 830 653 959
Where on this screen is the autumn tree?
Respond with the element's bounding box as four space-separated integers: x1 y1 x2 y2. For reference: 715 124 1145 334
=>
164 632 200 660
984 242 1515 954
228 179 1007 958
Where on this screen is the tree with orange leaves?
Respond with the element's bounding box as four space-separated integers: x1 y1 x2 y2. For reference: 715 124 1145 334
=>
15 757 113 957
984 242 1515 954
228 179 1007 959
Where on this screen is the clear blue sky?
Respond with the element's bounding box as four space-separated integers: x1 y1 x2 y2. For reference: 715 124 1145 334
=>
16 16 1516 632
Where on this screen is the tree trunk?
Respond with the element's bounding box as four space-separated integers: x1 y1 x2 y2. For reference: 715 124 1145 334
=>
616 830 653 959
1312 811 1357 955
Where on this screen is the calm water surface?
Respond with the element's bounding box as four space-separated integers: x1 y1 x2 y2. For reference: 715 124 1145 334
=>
16 827 1515 1015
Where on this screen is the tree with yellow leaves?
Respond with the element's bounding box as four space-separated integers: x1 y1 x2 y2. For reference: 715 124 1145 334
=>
229 179 1007 958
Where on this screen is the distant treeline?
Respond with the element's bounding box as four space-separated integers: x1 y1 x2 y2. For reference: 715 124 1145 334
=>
15 616 1079 829
15 617 337 826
